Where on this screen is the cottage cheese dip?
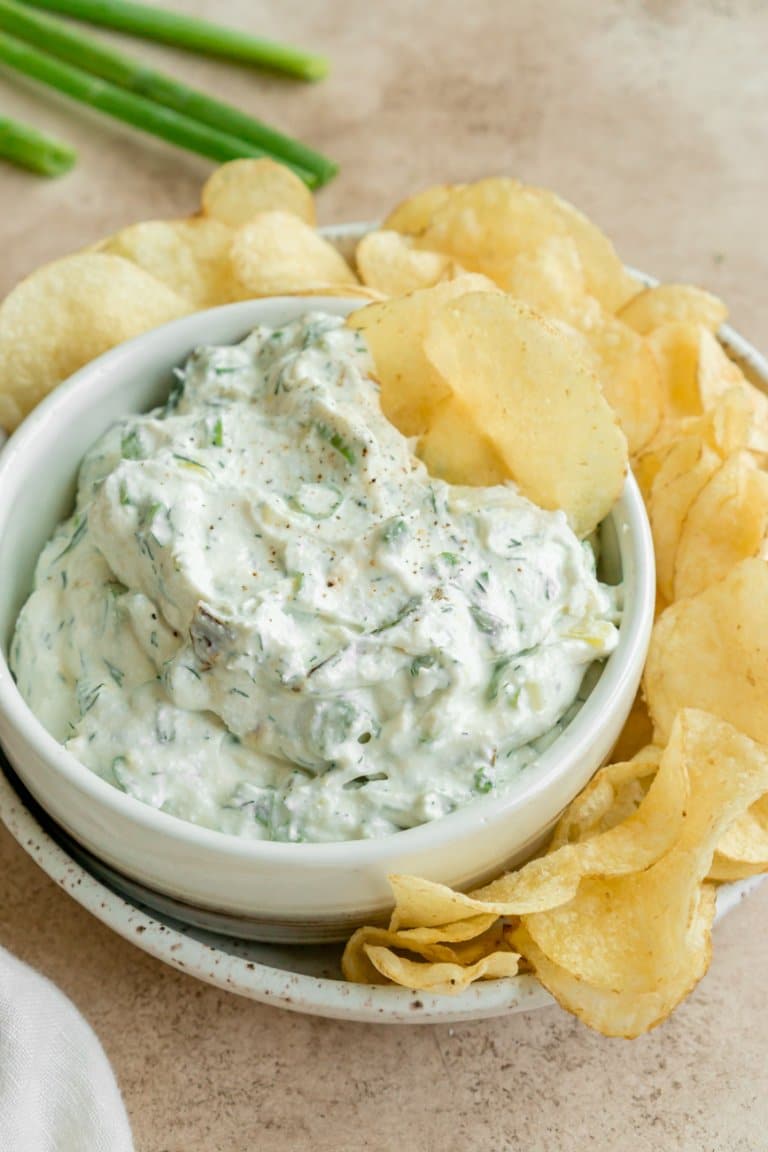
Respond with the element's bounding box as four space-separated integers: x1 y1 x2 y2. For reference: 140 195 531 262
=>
11 312 620 843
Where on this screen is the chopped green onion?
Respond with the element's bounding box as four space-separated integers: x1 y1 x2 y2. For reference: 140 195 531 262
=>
0 113 75 174
0 0 336 184
21 0 330 82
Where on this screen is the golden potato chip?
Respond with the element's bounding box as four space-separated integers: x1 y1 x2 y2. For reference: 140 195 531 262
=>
0 253 190 431
363 942 520 993
648 432 720 600
285 283 386 301
97 217 235 309
355 230 457 296
383 183 464 235
698 329 768 454
673 451 768 600
421 292 628 537
341 915 502 983
714 794 768 868
230 211 358 297
708 856 768 882
503 235 589 321
548 746 661 851
647 322 705 420
413 179 569 287
532 186 639 312
388 740 686 929
580 314 663 454
347 275 500 437
418 393 507 486
619 284 728 335
511 899 714 1039
522 711 768 1001
645 559 768 745
201 158 316 228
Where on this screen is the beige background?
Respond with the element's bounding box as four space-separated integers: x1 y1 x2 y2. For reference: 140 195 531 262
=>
2 1 768 1149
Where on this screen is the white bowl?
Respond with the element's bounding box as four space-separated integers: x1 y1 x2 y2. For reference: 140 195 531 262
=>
0 295 655 942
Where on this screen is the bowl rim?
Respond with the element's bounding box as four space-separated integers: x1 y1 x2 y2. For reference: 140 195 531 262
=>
0 291 655 865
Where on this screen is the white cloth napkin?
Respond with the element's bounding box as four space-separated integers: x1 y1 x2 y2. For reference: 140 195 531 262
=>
0 946 133 1151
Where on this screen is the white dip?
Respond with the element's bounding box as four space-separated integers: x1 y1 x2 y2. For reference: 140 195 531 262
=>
11 313 620 842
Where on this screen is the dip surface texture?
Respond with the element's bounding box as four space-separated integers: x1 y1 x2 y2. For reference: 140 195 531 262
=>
11 313 619 842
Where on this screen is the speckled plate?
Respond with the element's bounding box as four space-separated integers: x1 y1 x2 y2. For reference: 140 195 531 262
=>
0 753 763 1024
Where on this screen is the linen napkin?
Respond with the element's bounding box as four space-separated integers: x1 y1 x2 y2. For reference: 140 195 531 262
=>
0 945 133 1151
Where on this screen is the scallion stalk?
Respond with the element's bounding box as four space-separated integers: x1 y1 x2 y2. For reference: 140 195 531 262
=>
0 113 75 174
19 0 329 81
0 0 337 184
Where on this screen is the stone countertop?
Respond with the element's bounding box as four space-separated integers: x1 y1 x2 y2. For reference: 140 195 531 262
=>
1 2 766 1148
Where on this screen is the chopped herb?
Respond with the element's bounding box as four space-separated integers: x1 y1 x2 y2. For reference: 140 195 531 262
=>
475 570 490 593
104 659 124 687
439 551 459 567
211 415 224 446
372 596 421 634
119 479 132 505
486 657 512 702
410 654 435 676
172 452 212 476
316 422 356 465
473 767 494 794
55 514 87 561
470 605 502 635
381 518 407 546
120 428 143 459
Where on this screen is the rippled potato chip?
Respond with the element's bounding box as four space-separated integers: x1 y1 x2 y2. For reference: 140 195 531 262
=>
383 183 464 235
363 941 521 993
421 292 628 537
230 211 358 297
673 451 768 600
347 275 500 436
619 284 728 335
645 559 768 745
647 322 705 421
503 235 589 321
0 253 189 431
97 217 235 309
388 742 686 930
698 329 768 455
580 314 663 454
201 158 316 228
418 393 507 486
517 710 768 1035
355 230 457 296
712 795 768 874
648 432 720 600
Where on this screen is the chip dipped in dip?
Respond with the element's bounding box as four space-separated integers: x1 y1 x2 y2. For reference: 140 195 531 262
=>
11 312 619 842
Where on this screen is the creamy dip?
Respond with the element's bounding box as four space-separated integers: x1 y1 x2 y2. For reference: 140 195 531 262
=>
11 313 620 842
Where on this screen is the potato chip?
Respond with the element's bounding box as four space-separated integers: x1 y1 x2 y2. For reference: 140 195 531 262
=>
648 431 720 600
503 235 590 321
547 746 661 850
413 179 569 285
362 942 520 993
579 314 663 454
418 393 507 486
698 329 768 454
388 740 686 929
619 284 727 335
341 915 502 983
230 211 358 297
0 253 190 431
522 711 768 1001
97 217 235 309
201 158 316 228
383 183 464 235
673 451 768 600
531 186 639 313
355 230 457 296
421 292 628 537
347 275 500 436
647 322 705 420
708 855 768 882
644 559 768 745
714 794 768 868
511 900 714 1039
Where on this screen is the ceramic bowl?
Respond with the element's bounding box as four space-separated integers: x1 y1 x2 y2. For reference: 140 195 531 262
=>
0 294 655 942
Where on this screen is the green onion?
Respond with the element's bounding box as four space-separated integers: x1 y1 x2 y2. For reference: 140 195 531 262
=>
0 113 75 174
0 30 320 179
19 0 329 82
0 0 336 184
